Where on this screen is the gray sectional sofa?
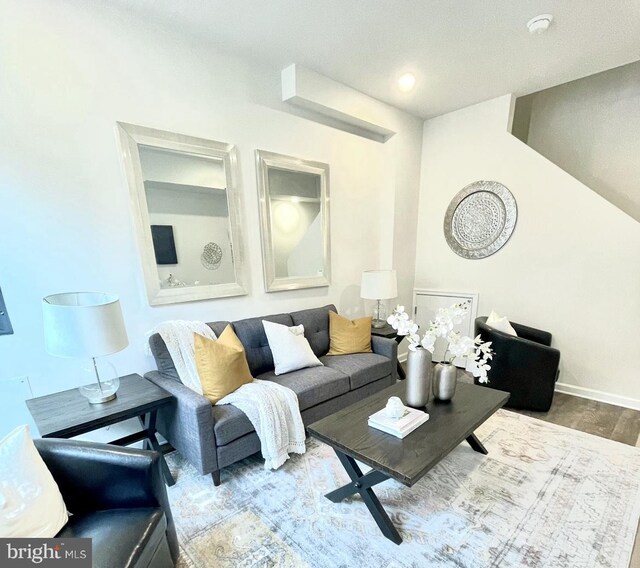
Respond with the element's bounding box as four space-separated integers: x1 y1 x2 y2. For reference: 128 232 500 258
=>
145 304 398 485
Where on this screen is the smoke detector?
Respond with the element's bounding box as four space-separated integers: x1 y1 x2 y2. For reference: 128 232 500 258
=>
527 14 553 34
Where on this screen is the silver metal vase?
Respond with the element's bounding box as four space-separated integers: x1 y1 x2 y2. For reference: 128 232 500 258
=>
432 362 457 401
405 348 433 408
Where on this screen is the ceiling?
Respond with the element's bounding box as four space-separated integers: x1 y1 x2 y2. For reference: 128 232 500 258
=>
109 0 640 118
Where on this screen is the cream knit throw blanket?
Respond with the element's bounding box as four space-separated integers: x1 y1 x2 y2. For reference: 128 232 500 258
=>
217 380 306 470
148 320 305 470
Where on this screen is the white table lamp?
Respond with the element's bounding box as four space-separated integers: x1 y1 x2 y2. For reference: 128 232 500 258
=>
361 270 398 328
43 292 129 404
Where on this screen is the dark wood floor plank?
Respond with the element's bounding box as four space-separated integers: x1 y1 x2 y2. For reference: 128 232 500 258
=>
611 408 640 446
574 398 621 440
536 393 588 430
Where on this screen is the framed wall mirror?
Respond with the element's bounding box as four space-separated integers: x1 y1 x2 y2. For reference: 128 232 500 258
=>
117 123 247 305
256 150 331 292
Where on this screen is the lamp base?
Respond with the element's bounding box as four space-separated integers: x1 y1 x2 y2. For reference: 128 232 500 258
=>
371 299 388 329
79 358 120 405
79 381 119 404
85 391 117 404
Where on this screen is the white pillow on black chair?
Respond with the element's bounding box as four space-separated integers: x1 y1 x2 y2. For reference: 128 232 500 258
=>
486 310 518 336
0 425 68 537
262 320 323 375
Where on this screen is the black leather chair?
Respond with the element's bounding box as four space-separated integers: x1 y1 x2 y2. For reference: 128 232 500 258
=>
474 317 561 412
35 439 178 568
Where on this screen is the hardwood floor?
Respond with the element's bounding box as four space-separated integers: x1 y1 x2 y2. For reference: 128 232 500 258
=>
515 392 640 446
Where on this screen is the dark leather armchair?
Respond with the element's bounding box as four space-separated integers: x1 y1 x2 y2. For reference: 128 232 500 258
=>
474 317 561 412
35 439 178 568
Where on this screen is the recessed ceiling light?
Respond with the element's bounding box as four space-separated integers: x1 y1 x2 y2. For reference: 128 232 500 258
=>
527 14 553 34
398 73 416 93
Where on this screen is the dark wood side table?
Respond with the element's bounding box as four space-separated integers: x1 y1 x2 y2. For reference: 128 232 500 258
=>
371 324 406 380
26 373 175 486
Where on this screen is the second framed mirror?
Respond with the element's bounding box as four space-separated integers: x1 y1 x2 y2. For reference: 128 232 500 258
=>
256 150 331 292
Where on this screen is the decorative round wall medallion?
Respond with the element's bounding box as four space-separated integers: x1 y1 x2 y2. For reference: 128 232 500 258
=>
444 181 517 259
201 242 223 270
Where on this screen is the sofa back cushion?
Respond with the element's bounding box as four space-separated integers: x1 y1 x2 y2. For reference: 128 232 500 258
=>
148 321 229 382
147 309 334 380
232 313 293 376
290 305 336 357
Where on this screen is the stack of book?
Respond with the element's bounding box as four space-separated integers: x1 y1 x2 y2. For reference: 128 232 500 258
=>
368 406 429 438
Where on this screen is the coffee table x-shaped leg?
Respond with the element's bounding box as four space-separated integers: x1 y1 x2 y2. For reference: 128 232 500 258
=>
325 433 488 545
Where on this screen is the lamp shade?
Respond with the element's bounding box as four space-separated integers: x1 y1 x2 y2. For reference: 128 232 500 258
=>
360 270 398 300
43 292 129 358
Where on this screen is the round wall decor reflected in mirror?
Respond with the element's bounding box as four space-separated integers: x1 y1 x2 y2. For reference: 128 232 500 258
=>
443 180 517 259
201 242 223 270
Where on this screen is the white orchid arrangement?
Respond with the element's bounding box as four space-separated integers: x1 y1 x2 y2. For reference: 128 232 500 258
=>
387 302 494 383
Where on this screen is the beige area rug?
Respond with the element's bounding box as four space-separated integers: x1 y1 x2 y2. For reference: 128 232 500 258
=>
167 410 640 568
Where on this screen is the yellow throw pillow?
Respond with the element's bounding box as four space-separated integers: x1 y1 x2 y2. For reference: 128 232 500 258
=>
194 325 253 404
327 311 373 356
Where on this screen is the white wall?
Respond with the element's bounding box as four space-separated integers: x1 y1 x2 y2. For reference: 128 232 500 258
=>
416 94 640 407
0 0 423 434
524 61 640 222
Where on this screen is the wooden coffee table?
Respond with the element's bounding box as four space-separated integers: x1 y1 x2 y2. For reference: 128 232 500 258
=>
307 381 509 544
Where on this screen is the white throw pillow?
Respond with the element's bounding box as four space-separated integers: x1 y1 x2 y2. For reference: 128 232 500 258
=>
486 310 518 336
262 320 323 375
0 425 68 537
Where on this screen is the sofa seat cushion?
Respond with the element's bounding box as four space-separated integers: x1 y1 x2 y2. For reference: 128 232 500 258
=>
320 353 393 390
212 367 350 446
57 508 167 568
258 366 350 411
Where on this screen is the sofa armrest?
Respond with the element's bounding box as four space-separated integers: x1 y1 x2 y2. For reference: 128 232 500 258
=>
511 322 552 346
371 336 398 381
145 371 218 475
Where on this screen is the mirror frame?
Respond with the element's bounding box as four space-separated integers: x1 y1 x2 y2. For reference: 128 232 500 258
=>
117 122 247 305
256 150 331 292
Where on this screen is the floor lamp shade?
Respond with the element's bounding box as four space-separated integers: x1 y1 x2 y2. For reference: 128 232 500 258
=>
360 270 398 300
43 293 129 358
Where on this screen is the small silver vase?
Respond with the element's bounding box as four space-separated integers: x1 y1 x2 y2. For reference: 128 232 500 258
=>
432 362 457 401
405 348 433 408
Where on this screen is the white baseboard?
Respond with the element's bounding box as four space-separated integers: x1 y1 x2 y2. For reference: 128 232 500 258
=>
398 353 407 363
555 382 640 411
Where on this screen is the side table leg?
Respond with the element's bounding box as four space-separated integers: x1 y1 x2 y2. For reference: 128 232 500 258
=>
138 416 151 451
144 411 176 486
